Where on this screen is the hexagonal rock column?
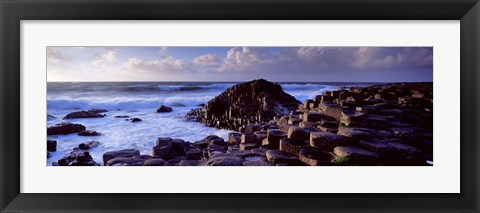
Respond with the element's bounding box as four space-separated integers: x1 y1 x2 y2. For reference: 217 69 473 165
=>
279 138 308 155
287 126 313 143
298 147 336 166
333 146 379 165
310 131 347 151
265 150 298 164
340 111 367 126
228 132 242 145
253 131 268 145
263 130 287 149
337 129 371 143
103 149 140 166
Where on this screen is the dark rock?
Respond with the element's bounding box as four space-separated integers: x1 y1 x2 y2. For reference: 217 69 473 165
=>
78 130 101 136
156 137 173 148
170 103 186 107
194 140 208 149
47 140 57 152
103 149 140 166
178 160 200 166
263 130 287 149
156 105 173 113
47 122 86 135
337 129 371 142
152 145 173 159
144 158 166 166
130 118 142 122
228 132 242 145
279 138 307 155
242 153 266 162
77 141 100 150
265 150 298 164
114 115 129 118
333 146 378 165
186 149 203 160
310 131 347 151
54 150 99 166
202 153 244 166
63 111 105 119
186 79 301 130
287 126 313 143
239 143 258 150
299 147 336 166
243 160 274 166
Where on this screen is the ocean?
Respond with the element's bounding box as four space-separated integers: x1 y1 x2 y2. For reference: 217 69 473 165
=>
46 81 374 166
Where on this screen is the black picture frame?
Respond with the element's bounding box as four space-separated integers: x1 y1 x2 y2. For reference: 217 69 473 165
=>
1 0 479 212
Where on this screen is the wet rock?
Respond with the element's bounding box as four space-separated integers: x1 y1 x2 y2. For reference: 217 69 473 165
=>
298 147 336 166
333 146 378 165
144 158 166 166
202 154 244 166
77 141 100 150
63 111 105 119
130 118 142 122
178 160 200 166
186 149 203 160
114 115 129 118
156 137 173 148
152 145 173 160
78 130 101 136
243 160 274 166
103 149 140 166
310 131 347 151
54 150 99 166
47 122 86 135
47 140 57 152
156 105 173 113
265 150 298 164
206 135 225 146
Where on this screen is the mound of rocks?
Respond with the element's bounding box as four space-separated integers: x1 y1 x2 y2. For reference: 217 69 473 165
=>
186 79 301 130
47 122 86 135
63 109 107 119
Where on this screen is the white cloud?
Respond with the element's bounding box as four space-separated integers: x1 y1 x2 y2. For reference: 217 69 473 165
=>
47 48 73 64
90 49 117 67
194 54 220 67
123 56 192 74
220 47 275 72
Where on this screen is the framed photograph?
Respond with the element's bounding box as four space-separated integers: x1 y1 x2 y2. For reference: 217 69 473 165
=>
1 0 479 212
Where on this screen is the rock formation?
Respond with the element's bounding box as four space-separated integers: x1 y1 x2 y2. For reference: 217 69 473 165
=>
186 79 301 130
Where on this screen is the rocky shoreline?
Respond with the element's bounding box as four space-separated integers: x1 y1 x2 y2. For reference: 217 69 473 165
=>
47 79 433 166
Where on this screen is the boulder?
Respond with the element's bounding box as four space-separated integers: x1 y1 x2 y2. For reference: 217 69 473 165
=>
265 150 298 164
77 141 100 150
333 146 378 165
253 131 268 144
54 150 99 166
103 149 140 166
298 147 336 166
241 133 256 144
63 111 105 119
130 118 142 123
194 140 208 149
78 130 101 136
47 140 57 152
156 137 173 148
47 122 86 135
318 102 344 121
156 105 173 113
114 115 129 118
310 131 347 151
152 145 173 159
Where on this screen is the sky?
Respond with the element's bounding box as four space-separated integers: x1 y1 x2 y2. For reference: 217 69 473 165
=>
47 47 433 82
